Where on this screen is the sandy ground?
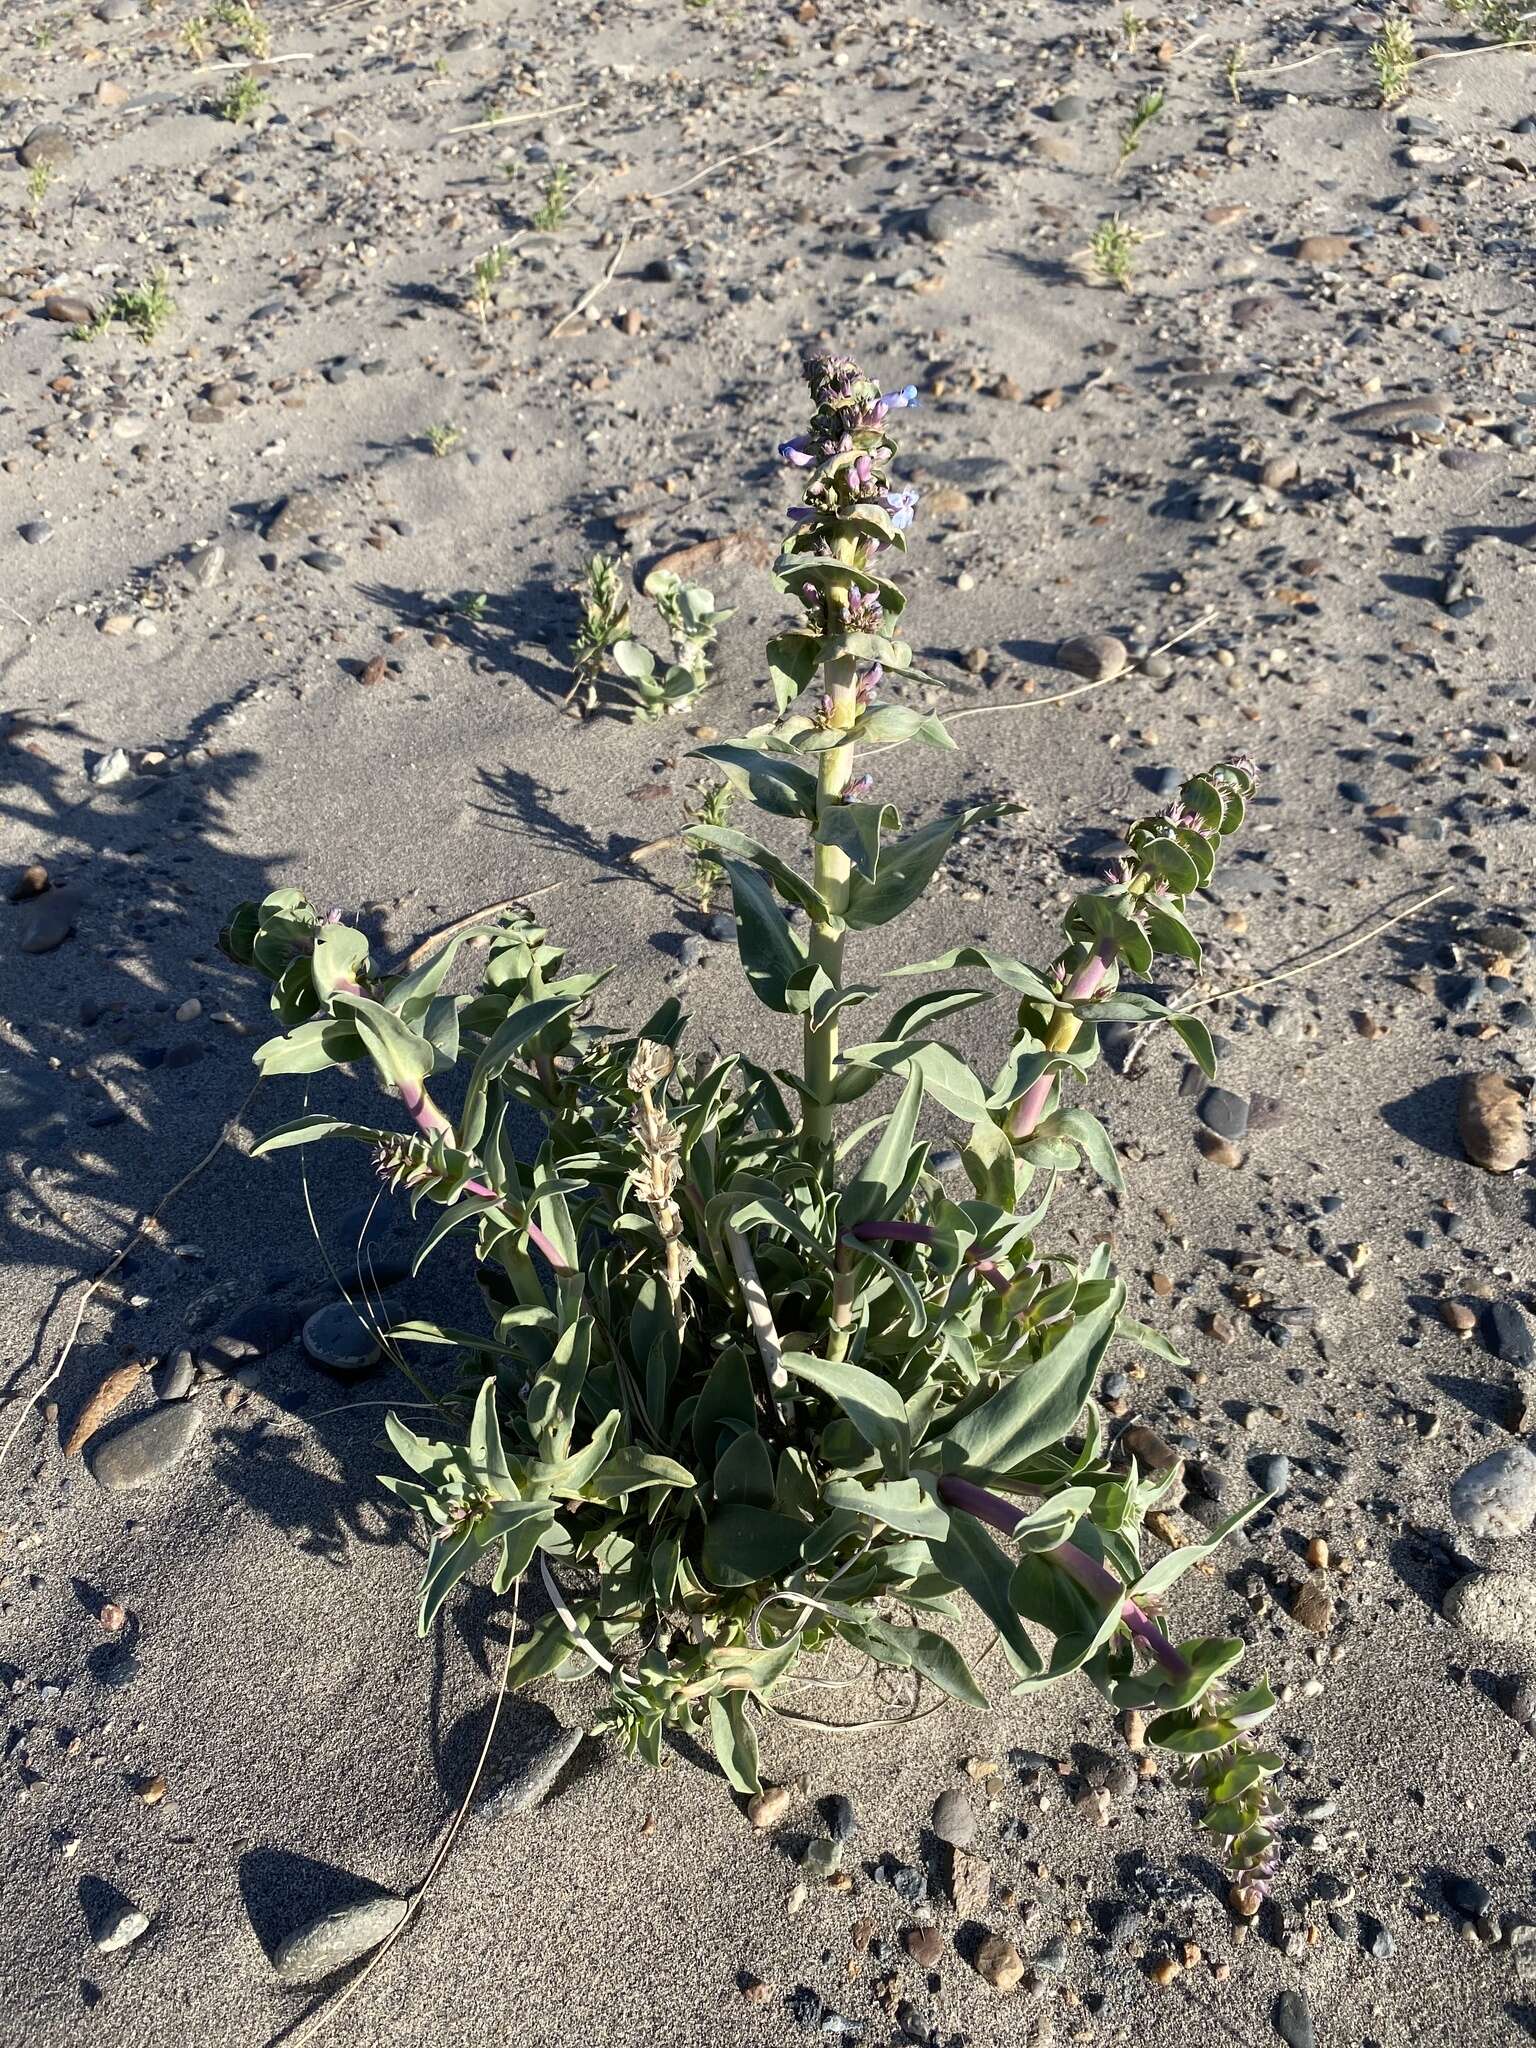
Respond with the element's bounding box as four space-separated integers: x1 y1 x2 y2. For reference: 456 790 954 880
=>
3 1 1536 2044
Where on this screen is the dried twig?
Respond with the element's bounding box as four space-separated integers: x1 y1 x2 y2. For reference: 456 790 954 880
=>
647 128 790 202
190 52 315 74
626 832 683 865
1178 882 1454 1015
545 224 632 339
0 1079 264 1472
938 610 1220 733
443 101 580 139
1122 882 1454 1075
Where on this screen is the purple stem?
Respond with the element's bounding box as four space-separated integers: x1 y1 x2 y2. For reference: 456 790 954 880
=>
333 978 570 1273
843 1225 1014 1301
937 1472 1191 1682
1007 937 1116 1143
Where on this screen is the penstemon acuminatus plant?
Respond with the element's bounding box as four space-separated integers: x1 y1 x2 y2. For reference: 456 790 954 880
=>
221 351 1282 1902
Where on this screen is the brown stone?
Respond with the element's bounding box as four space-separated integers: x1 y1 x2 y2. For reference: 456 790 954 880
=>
1195 1129 1242 1168
1056 633 1127 683
1119 1423 1181 1473
1290 1576 1335 1634
975 1932 1026 1991
44 296 94 325
948 1847 992 1919
903 1924 945 1968
746 1783 792 1829
8 863 48 901
1293 233 1353 264
1458 1073 1527 1173
644 529 773 585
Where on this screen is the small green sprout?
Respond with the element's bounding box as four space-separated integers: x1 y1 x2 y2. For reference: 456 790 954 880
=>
425 422 463 458
1117 87 1166 171
1120 10 1144 51
684 778 736 912
531 161 573 233
181 13 211 57
210 0 270 57
566 557 728 722
216 71 267 123
26 162 55 207
1370 14 1418 103
75 270 177 344
1224 42 1246 103
1445 0 1528 38
1090 215 1143 289
467 245 511 328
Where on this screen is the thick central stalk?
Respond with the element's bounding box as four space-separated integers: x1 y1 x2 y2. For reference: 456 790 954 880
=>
801 653 859 1172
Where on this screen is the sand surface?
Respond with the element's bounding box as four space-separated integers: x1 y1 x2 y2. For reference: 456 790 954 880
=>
3 2 1536 2044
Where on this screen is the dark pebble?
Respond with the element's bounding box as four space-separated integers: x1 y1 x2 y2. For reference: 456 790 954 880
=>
1249 1453 1292 1495
820 1793 856 1842
1484 1302 1535 1369
1274 1988 1315 2048
1198 1086 1249 1141
788 1987 823 2029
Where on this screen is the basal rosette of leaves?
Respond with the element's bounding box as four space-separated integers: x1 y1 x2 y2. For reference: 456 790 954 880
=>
220 351 1283 1901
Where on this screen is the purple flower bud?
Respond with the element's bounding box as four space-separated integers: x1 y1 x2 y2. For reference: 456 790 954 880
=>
778 436 815 467
843 774 874 801
880 384 919 412
857 663 882 701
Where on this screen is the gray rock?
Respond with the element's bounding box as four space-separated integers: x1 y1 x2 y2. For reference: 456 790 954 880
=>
88 1404 203 1492
19 520 53 546
931 1786 975 1847
94 1903 150 1953
1485 1301 1536 1369
1057 633 1127 683
97 0 140 19
1450 1444 1536 1539
1360 1914 1394 1958
1442 1569 1536 1646
15 888 81 956
1199 1087 1249 1141
1249 1453 1291 1496
152 1349 197 1402
90 747 131 786
18 126 75 170
301 549 346 574
918 196 991 244
478 1724 584 1819
272 1895 408 1984
1047 93 1089 123
1274 1988 1315 2048
303 1302 382 1379
264 491 331 542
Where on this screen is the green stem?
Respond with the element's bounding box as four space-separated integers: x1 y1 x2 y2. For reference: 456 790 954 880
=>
800 654 858 1174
